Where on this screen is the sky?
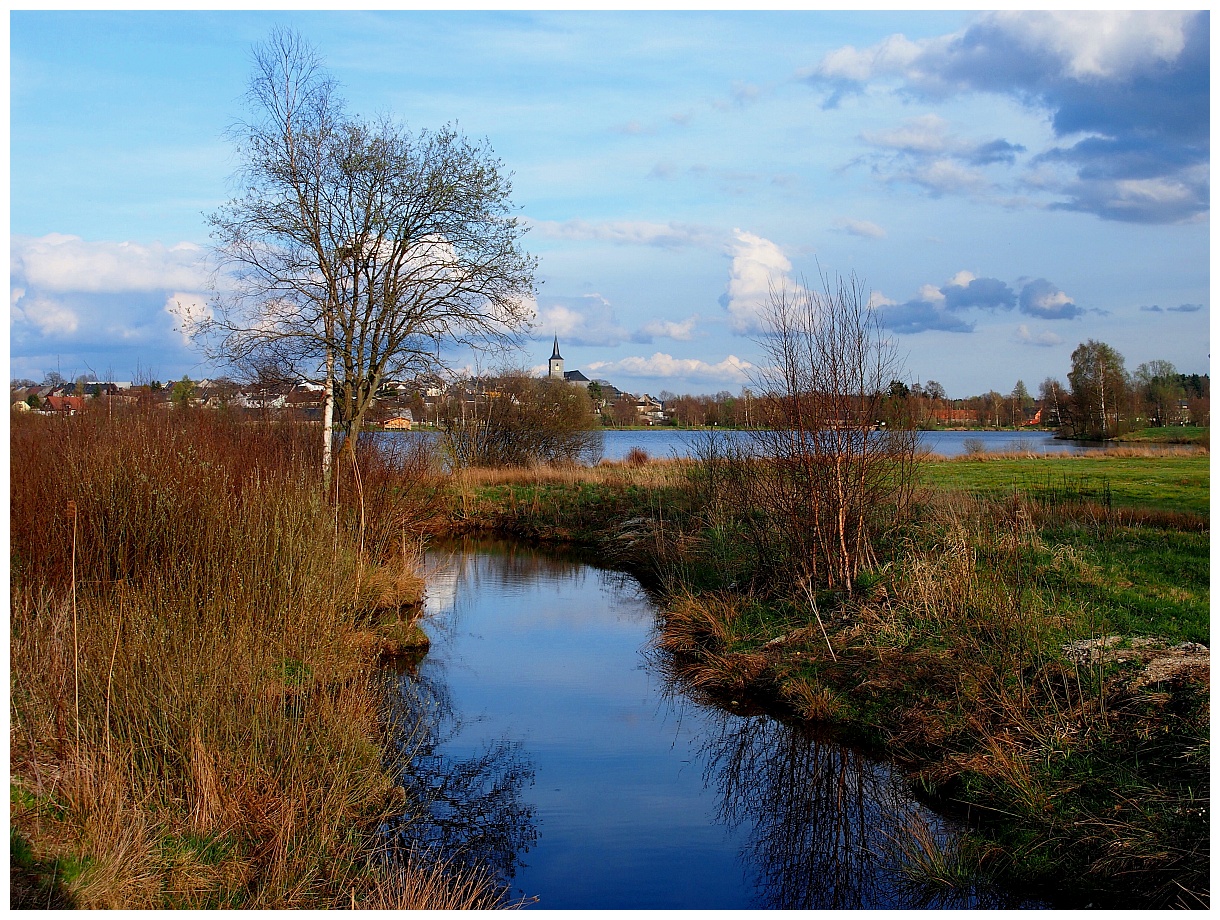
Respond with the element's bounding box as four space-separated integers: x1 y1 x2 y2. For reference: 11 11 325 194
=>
9 9 1211 400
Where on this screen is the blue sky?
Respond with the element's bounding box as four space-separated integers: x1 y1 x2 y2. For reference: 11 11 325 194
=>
9 10 1210 399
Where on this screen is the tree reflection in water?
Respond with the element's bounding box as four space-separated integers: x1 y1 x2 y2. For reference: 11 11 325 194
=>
379 662 538 895
697 707 1033 909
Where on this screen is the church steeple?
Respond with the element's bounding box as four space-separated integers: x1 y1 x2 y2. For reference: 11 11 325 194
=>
548 337 564 379
551 337 562 360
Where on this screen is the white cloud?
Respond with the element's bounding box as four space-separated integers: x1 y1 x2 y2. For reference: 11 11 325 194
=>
1013 324 1063 347
811 33 923 83
585 352 754 384
899 159 989 196
635 315 699 342
12 234 210 293
12 294 80 336
812 12 1193 88
721 228 793 335
988 11 1192 81
834 217 887 239
531 294 631 347
861 114 954 154
529 218 722 249
165 292 211 346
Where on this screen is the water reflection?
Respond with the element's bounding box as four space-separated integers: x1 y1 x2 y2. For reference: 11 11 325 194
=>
694 708 1031 909
381 664 539 890
380 541 1036 909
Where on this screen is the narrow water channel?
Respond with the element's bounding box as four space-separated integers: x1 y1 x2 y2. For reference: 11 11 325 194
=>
381 538 1037 910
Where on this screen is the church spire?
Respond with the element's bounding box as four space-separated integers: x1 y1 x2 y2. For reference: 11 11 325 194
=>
551 336 562 360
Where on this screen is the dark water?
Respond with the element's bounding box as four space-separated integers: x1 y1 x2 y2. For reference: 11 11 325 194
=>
381 540 1039 909
376 426 1102 463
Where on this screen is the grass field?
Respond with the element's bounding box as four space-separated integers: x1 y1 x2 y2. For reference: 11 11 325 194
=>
919 450 1209 516
452 447 1210 907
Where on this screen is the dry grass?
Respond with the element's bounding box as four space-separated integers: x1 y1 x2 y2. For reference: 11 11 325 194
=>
356 854 524 909
452 455 694 490
8 407 484 909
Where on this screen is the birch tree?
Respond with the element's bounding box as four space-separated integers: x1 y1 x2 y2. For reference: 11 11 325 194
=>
196 29 536 480
746 273 919 592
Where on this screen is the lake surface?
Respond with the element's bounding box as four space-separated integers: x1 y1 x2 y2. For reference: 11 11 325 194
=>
597 427 1103 461
377 426 1102 464
381 539 1040 909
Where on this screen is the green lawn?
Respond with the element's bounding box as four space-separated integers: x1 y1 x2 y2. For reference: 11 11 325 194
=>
919 453 1209 517
1116 426 1209 446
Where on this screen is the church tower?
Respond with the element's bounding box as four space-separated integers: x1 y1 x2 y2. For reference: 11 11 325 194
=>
548 337 564 379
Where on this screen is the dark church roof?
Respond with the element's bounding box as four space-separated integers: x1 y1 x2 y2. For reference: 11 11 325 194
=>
563 370 589 383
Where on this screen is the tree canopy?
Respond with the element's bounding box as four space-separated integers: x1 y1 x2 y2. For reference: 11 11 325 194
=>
195 28 537 454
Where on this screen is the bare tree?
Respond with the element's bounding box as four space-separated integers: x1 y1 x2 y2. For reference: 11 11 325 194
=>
438 370 602 467
194 29 536 481
704 273 919 594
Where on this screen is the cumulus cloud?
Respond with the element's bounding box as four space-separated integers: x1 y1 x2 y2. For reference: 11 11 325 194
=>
942 274 1017 312
875 297 974 335
10 234 218 380
719 229 793 335
530 294 632 347
862 114 1024 165
633 315 700 344
585 352 754 384
1018 279 1081 320
529 218 722 250
857 115 1025 197
165 292 211 346
1014 324 1063 347
876 270 1077 333
834 217 886 239
11 294 80 336
12 233 209 293
806 11 1209 223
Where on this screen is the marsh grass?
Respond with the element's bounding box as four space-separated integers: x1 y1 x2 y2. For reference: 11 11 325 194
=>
9 407 480 909
626 461 1208 907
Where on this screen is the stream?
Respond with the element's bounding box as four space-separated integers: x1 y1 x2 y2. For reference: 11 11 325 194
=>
380 538 1041 910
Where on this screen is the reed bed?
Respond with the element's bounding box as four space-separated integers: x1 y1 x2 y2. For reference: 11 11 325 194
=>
452 455 694 490
9 406 483 909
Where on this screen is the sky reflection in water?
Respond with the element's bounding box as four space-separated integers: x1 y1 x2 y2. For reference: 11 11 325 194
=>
382 539 1038 909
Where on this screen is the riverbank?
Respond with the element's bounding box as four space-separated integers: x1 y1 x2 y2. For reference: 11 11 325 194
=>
8 410 492 909
445 450 1210 908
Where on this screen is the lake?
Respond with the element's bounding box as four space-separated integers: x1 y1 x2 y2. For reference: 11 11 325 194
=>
597 427 1102 461
376 427 1103 464
379 539 1041 909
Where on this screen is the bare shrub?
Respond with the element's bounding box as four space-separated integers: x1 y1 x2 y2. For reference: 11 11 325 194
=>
693 272 920 594
439 370 603 468
961 437 986 457
624 446 649 467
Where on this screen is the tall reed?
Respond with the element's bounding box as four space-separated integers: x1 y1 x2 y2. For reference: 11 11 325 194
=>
9 406 480 908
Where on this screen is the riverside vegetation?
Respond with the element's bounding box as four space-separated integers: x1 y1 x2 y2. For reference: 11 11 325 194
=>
447 440 1209 909
11 408 1208 908
8 407 497 908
